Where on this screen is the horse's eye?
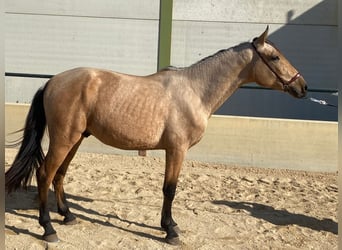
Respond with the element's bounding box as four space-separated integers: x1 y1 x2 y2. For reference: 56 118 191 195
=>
271 55 280 61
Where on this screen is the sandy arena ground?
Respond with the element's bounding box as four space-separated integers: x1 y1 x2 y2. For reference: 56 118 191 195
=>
5 148 338 249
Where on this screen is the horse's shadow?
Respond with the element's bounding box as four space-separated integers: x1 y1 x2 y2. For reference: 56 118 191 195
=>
5 186 165 243
212 200 337 234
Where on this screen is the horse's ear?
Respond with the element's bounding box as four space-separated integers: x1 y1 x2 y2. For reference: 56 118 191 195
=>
254 26 269 46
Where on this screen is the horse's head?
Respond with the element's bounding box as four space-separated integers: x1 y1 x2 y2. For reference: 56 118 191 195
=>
252 26 307 98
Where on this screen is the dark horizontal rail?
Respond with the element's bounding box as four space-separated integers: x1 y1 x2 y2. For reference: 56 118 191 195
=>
5 72 54 79
5 72 338 94
241 85 337 94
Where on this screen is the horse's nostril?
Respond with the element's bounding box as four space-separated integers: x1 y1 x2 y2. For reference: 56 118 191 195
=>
304 85 308 91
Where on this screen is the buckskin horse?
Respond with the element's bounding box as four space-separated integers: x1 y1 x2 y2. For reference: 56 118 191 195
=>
5 27 307 244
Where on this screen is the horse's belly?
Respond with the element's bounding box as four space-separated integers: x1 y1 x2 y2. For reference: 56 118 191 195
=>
93 128 163 150
88 111 166 150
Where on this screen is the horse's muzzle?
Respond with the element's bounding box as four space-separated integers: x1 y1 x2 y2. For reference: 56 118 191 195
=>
284 78 307 99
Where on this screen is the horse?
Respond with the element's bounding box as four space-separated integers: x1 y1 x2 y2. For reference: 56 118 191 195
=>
5 26 307 245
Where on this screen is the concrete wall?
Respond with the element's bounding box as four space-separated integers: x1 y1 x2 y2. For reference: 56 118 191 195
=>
5 104 337 172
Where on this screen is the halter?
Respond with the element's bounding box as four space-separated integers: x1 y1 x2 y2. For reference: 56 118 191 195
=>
251 42 301 90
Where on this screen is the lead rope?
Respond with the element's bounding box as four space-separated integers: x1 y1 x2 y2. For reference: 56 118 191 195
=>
304 92 338 108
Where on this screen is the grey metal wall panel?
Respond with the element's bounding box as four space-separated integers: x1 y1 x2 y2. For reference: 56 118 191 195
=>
171 22 337 90
170 0 338 121
5 13 159 75
171 21 254 66
5 0 159 19
5 0 338 121
5 77 46 103
170 21 338 121
269 25 337 90
173 0 337 26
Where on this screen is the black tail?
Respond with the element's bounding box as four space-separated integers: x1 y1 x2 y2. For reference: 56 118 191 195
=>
5 85 47 193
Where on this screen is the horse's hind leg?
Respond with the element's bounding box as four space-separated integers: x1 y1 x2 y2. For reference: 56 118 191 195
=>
37 140 80 242
53 137 83 225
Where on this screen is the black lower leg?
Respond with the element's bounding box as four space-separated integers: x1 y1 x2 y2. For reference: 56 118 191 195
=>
56 189 76 224
39 207 58 242
53 166 77 225
161 183 180 243
37 167 59 242
58 203 76 225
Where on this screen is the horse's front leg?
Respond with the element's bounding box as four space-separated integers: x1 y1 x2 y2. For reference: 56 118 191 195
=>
161 148 185 245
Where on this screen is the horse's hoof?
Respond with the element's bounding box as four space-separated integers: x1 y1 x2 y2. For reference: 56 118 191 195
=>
166 236 181 245
64 218 77 225
173 225 181 234
43 233 59 243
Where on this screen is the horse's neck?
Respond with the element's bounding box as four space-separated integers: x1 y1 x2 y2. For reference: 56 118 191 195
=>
182 43 253 116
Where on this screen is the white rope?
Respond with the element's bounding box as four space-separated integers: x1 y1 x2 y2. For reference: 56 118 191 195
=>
306 92 337 108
